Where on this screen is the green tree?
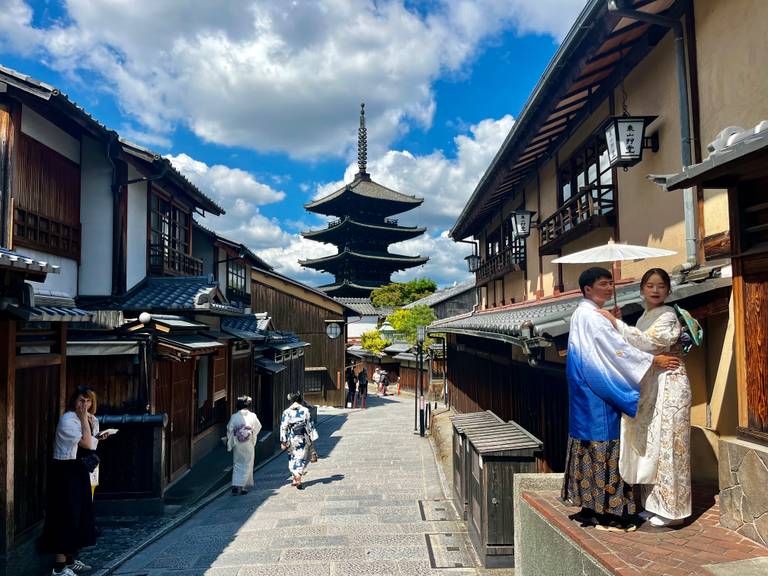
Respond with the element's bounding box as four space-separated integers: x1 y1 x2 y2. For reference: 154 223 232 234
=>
387 305 437 346
360 330 390 355
370 278 437 307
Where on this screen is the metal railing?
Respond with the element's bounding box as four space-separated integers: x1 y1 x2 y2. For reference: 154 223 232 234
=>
149 244 203 276
539 185 615 250
476 243 526 283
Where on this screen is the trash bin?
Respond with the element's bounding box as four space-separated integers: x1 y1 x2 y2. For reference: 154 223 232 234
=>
464 419 542 568
450 411 503 520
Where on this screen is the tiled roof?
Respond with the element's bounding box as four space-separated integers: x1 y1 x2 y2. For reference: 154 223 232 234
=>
403 281 475 309
305 175 423 212
0 247 60 276
116 276 240 314
430 271 732 343
301 248 428 267
333 297 394 317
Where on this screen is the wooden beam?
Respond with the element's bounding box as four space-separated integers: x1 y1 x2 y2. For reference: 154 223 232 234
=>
14 353 62 371
0 320 16 555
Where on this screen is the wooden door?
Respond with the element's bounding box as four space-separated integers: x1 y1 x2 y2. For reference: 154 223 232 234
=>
170 361 193 481
14 366 59 537
155 360 194 483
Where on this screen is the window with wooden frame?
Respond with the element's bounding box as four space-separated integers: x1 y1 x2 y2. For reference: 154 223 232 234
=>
486 226 501 258
225 258 249 306
557 134 615 219
149 190 201 276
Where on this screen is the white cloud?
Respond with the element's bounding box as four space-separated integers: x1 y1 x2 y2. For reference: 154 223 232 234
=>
167 153 290 248
0 0 583 159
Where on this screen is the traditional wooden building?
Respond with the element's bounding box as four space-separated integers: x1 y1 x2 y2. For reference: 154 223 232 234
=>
301 104 428 297
435 0 757 492
250 266 352 407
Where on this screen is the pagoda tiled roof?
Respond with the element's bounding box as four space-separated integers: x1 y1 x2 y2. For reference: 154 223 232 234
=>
300 249 428 271
302 217 425 244
305 174 422 215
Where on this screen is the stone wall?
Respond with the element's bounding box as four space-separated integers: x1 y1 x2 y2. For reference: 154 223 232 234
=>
718 437 768 546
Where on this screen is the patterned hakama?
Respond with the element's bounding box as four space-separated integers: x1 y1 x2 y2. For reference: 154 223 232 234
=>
562 437 636 516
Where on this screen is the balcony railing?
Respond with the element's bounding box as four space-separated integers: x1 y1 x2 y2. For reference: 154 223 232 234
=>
226 286 250 307
149 244 203 276
539 185 616 255
326 217 400 228
476 243 526 283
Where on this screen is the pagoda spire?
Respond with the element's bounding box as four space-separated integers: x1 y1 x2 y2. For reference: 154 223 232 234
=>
357 102 369 179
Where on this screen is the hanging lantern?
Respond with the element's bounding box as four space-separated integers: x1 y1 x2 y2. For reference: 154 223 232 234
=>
603 115 658 169
511 209 537 239
464 253 481 273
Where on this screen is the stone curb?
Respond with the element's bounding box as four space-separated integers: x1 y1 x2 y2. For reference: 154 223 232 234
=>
98 412 340 576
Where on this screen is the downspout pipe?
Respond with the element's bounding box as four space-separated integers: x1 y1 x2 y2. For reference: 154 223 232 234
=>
607 0 699 266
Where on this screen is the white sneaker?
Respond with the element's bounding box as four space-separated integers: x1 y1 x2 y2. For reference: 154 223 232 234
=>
52 568 77 576
649 514 684 527
66 559 93 572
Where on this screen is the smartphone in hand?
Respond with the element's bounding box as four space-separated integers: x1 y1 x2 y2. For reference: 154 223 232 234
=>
98 428 118 438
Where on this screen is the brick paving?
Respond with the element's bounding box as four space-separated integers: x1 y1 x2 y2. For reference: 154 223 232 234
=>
524 488 768 575
104 393 500 576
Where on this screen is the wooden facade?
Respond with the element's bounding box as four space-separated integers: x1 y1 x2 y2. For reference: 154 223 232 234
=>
251 269 348 406
446 334 568 473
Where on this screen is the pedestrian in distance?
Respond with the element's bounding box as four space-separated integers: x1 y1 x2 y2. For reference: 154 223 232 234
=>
43 386 113 575
226 396 262 495
381 370 390 396
372 367 382 395
345 366 357 408
280 392 316 489
357 367 368 409
299 396 319 463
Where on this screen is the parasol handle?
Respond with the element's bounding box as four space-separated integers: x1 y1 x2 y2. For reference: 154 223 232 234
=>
612 261 619 310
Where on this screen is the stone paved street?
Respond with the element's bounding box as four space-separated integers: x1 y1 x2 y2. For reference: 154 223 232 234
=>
111 393 486 576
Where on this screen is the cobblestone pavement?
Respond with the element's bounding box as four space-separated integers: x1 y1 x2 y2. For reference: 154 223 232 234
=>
107 393 493 576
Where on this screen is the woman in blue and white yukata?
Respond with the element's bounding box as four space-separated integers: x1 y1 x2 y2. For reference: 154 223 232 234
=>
280 392 316 489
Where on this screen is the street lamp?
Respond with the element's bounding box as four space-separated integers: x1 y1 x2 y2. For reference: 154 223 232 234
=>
511 209 538 239
464 253 481 273
417 325 426 437
602 115 658 169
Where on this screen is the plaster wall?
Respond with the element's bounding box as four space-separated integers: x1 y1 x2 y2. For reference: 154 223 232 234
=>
126 165 147 290
78 135 113 296
347 315 378 339
20 104 80 164
26 248 78 297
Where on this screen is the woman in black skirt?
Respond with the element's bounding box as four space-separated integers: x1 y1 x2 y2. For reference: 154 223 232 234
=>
42 386 103 575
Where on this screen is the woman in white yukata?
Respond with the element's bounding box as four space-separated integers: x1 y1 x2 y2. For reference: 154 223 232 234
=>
599 268 691 527
226 396 262 495
280 391 316 489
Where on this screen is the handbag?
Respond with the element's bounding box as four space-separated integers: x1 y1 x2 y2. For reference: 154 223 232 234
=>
80 452 100 473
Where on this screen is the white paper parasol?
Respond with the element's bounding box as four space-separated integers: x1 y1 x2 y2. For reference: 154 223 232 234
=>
551 240 676 305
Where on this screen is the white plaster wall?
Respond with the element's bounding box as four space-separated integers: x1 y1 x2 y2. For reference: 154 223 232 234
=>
23 247 78 298
78 135 113 296
126 165 147 290
347 315 378 339
218 254 227 288
21 104 80 164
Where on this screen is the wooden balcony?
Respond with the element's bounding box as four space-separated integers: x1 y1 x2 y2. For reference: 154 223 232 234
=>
226 286 250 307
539 185 616 255
476 243 526 283
149 244 203 277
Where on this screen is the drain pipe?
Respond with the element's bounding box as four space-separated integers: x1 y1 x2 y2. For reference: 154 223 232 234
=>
607 0 699 266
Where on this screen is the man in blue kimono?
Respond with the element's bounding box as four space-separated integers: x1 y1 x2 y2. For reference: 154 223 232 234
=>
562 267 679 531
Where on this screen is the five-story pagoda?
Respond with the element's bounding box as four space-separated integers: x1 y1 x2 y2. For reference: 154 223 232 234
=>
301 104 428 297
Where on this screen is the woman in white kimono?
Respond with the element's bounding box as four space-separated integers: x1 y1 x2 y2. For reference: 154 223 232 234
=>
226 396 262 495
280 392 316 489
599 268 691 527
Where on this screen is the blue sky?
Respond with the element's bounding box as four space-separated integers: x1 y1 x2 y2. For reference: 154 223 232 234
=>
0 0 586 288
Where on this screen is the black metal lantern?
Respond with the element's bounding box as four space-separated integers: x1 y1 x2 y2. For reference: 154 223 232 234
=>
465 253 481 273
603 115 658 169
511 209 537 239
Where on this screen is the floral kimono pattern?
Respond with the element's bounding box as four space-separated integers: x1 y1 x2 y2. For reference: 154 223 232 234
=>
280 403 315 476
226 409 262 488
617 305 691 520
